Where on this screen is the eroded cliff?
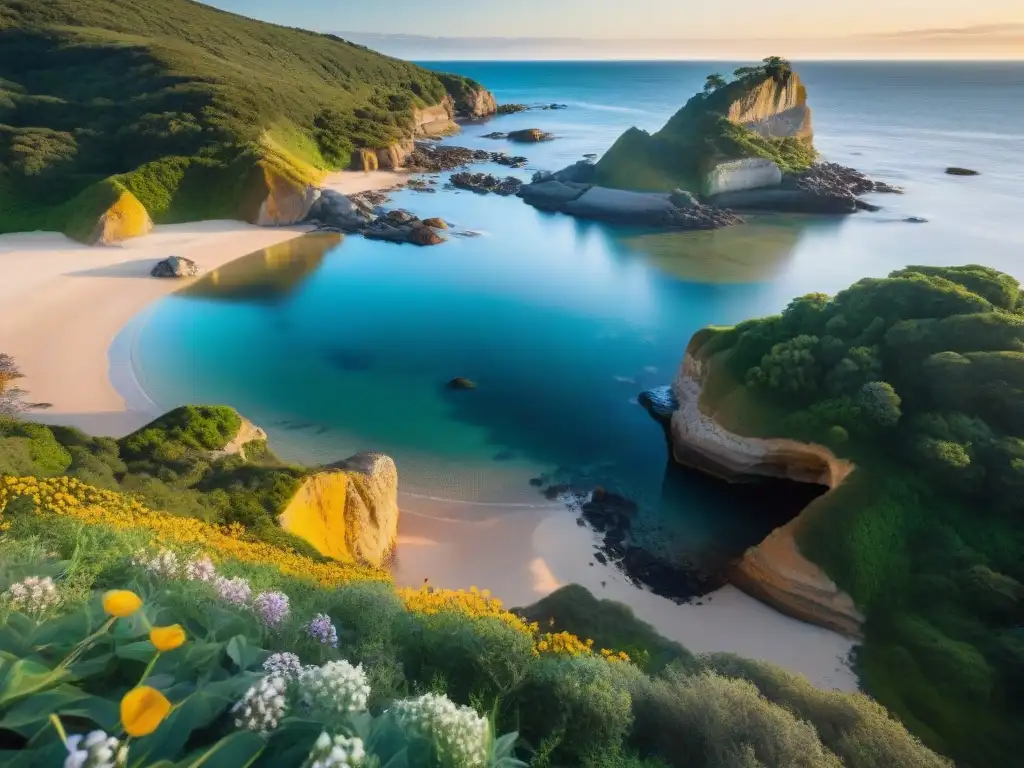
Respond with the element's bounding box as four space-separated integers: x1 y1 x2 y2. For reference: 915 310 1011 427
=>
279 452 399 568
669 349 864 637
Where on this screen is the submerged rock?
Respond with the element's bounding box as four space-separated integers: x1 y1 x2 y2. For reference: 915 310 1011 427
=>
151 256 201 278
496 103 529 114
508 128 554 143
447 377 477 390
946 166 980 176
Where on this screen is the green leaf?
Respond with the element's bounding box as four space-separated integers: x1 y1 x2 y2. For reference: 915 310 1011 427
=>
115 640 158 663
0 657 64 707
176 731 265 768
27 604 97 648
0 685 89 732
225 636 266 672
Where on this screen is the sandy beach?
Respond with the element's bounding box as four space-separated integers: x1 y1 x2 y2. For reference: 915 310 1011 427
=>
1 165 857 692
0 170 407 436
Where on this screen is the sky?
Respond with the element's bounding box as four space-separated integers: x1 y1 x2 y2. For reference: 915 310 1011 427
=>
203 1 1024 59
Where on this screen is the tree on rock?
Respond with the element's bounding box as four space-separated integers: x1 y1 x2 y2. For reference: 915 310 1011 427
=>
703 73 728 94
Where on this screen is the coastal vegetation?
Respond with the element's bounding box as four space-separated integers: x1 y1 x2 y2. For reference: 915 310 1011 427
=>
686 264 1024 765
594 57 816 193
0 369 948 765
0 0 488 240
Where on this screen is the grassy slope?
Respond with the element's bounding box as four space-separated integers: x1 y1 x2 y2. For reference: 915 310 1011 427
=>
686 266 1024 765
594 66 816 193
0 0 479 236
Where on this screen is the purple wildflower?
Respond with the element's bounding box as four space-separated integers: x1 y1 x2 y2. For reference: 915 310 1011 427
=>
185 556 217 582
215 576 252 606
306 613 339 648
254 591 290 628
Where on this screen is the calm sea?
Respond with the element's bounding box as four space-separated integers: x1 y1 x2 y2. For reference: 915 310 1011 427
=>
129 61 1024 565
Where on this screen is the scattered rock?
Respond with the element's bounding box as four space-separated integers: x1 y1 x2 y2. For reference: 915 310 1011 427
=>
151 255 201 278
542 103 568 110
496 103 529 115
946 167 980 176
405 143 528 172
447 377 477 390
491 153 529 168
363 210 447 246
507 128 554 143
450 172 524 196
422 217 448 229
594 551 608 565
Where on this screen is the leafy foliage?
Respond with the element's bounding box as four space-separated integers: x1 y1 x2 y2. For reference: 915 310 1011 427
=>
690 264 1024 764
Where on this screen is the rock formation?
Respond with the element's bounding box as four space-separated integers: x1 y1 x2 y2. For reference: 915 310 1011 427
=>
87 189 153 245
436 74 498 119
279 452 399 568
413 99 460 137
362 210 446 246
667 345 864 637
151 256 201 278
450 172 524 196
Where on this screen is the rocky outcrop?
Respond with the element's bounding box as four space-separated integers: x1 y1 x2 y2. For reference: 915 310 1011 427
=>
214 417 268 460
450 172 523 196
279 452 399 568
517 171 742 230
306 190 374 232
452 88 497 119
363 210 446 246
413 98 460 137
669 349 864 637
484 129 554 143
87 189 153 245
726 72 813 141
710 162 902 214
405 144 527 172
251 164 321 226
151 256 201 278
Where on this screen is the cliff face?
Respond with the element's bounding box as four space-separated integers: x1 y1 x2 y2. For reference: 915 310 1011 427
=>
669 349 864 637
279 452 399 568
724 73 813 142
413 97 460 137
453 87 498 119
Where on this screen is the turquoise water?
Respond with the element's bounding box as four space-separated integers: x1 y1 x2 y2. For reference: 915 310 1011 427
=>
132 61 1024 563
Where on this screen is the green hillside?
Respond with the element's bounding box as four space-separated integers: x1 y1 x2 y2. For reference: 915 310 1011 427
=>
594 58 816 193
0 0 480 239
687 265 1024 765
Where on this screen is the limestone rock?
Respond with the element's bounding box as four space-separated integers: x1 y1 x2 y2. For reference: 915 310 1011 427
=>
375 139 415 170
667 348 864 637
705 158 783 197
726 72 813 141
87 190 153 245
279 452 399 567
413 98 460 137
151 255 201 278
350 149 380 172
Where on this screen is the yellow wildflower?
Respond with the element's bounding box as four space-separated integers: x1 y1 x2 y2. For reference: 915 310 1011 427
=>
121 686 171 737
103 590 142 618
150 625 186 651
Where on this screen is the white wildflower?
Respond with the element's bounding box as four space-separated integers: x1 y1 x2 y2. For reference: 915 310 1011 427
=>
263 652 303 681
389 692 489 768
232 675 289 733
214 576 252 606
185 555 217 582
299 660 370 716
303 731 367 768
64 730 127 768
132 548 181 579
4 576 60 616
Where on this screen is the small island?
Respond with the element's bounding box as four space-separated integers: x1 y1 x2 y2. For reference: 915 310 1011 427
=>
516 57 901 228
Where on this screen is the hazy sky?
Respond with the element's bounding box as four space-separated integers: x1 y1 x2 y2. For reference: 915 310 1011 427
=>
205 0 1024 39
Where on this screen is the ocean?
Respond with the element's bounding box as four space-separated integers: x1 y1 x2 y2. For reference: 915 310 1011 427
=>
128 61 1024 582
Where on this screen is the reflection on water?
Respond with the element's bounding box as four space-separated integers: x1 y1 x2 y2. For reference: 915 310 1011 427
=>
621 215 812 284
181 233 341 302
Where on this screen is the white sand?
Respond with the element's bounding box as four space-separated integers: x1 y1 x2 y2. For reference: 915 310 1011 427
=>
2 166 858 692
0 171 410 436
394 494 858 691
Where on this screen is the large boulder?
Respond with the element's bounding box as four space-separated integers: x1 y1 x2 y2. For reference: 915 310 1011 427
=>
517 180 590 208
507 128 554 143
306 190 374 232
151 256 201 278
278 452 399 567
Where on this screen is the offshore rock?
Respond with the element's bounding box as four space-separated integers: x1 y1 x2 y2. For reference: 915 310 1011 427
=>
450 172 524 196
306 190 374 232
